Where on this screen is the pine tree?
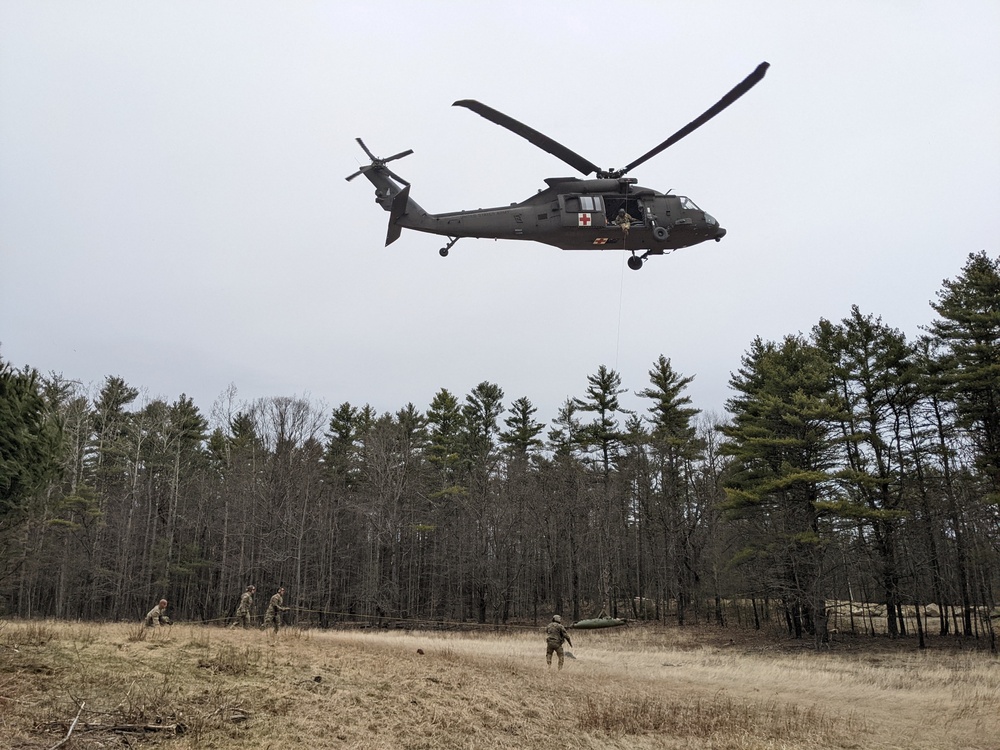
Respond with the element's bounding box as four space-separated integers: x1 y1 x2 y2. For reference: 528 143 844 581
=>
426 388 463 482
0 357 62 523
637 355 704 624
500 396 544 459
929 251 1000 496
720 335 846 640
574 365 631 477
813 307 914 636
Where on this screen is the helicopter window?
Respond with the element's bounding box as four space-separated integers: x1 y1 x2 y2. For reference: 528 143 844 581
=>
679 196 701 211
564 196 603 213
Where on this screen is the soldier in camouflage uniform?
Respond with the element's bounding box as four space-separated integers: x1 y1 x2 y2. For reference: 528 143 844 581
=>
613 207 635 238
145 599 171 627
230 585 256 629
263 586 290 635
545 614 572 669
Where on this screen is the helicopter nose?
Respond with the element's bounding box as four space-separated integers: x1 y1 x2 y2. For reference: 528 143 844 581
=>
715 227 727 241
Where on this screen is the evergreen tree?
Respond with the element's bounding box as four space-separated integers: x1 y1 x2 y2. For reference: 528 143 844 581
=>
325 402 367 488
500 396 544 460
720 335 846 639
461 382 504 475
0 357 62 523
637 355 705 624
89 376 139 487
639 355 702 457
574 365 631 477
426 388 463 478
813 307 914 636
548 398 583 457
929 251 1000 496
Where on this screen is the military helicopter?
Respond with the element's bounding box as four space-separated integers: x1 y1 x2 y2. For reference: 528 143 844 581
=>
347 62 768 271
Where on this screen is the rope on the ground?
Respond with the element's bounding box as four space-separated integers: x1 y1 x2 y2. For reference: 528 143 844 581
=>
287 606 544 632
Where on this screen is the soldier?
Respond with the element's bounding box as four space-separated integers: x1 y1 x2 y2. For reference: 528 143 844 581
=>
230 585 256 629
145 599 171 627
263 586 290 636
545 614 572 670
613 207 635 238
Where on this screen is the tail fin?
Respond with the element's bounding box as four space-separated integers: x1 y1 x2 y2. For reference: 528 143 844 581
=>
385 185 409 246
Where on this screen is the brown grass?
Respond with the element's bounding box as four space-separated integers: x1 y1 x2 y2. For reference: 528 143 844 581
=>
0 619 997 749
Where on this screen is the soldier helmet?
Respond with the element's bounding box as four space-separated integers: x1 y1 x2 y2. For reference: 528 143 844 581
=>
159 599 168 608
618 208 625 214
552 615 561 623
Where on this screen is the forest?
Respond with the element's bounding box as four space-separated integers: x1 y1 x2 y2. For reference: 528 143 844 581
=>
2 251 998 649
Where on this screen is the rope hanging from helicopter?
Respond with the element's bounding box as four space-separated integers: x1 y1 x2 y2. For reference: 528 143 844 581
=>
615 250 626 371
613 177 632 370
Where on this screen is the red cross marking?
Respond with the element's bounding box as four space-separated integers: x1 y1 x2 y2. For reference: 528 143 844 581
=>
578 212 592 227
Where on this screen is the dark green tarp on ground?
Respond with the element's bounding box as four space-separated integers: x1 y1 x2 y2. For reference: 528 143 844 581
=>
571 618 626 629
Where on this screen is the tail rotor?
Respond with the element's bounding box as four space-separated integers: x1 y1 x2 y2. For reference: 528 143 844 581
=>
345 138 413 184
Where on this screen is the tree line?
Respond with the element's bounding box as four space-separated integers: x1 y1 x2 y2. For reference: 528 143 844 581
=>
2 252 998 648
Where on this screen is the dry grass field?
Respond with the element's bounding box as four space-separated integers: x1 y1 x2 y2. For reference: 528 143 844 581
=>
1 619 997 750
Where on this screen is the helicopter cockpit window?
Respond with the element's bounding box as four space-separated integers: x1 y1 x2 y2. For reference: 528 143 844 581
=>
679 196 701 211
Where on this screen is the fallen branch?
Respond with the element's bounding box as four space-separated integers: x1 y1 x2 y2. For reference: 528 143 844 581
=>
107 722 185 735
48 701 85 750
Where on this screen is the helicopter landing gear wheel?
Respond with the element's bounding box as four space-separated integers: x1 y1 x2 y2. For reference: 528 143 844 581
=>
653 226 669 242
439 236 459 258
439 247 449 257
627 255 643 271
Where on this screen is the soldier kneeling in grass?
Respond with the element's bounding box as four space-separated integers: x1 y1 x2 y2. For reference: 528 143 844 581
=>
145 599 171 627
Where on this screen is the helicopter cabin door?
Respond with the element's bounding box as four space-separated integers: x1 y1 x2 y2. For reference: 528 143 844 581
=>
559 195 607 228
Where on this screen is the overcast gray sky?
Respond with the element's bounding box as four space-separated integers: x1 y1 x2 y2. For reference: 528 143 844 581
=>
2 1 999 428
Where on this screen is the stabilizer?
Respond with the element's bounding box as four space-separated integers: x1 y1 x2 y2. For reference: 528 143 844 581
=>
385 185 409 246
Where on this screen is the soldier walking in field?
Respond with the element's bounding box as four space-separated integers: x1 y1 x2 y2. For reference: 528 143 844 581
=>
145 599 171 627
230 585 256 629
263 586 290 637
545 614 572 670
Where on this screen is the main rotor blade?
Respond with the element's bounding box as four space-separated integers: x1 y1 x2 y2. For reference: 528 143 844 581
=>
620 61 770 176
453 99 602 176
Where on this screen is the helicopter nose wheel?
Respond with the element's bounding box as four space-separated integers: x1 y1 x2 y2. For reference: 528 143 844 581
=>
439 236 459 258
627 254 643 271
439 248 449 257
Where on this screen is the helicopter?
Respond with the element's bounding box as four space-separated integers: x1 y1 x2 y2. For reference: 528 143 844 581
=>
347 62 769 271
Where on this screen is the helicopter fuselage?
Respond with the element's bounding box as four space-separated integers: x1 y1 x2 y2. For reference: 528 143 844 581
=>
368 170 725 257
